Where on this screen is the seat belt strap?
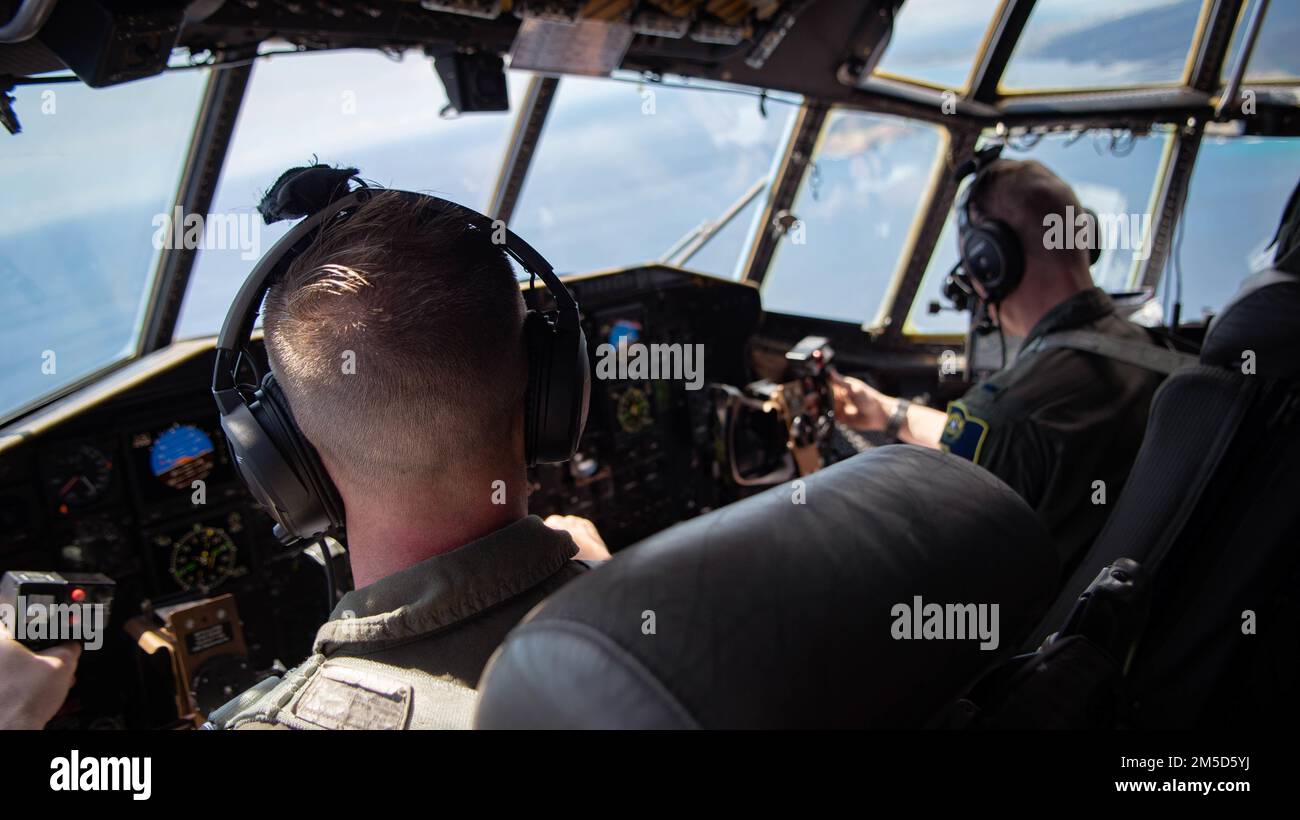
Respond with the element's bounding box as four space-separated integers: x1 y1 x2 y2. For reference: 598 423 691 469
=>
1141 380 1257 573
1023 329 1198 375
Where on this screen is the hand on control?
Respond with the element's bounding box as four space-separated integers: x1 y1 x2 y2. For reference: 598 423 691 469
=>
830 371 892 432
0 623 81 730
545 515 612 561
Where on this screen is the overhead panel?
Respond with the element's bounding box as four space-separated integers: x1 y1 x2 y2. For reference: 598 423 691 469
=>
508 0 776 74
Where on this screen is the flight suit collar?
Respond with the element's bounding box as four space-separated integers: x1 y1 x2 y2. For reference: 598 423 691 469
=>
313 515 577 655
1021 287 1116 350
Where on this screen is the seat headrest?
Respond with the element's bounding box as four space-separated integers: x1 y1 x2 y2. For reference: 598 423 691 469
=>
1201 267 1300 379
475 446 1057 729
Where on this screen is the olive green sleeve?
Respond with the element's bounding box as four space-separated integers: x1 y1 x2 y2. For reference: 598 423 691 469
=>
940 387 1052 510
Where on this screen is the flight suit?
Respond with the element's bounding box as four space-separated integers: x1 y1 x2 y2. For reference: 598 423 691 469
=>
940 288 1165 575
206 515 585 729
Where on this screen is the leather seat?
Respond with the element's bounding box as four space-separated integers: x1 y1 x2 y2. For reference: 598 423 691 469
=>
1200 267 1300 378
475 446 1056 729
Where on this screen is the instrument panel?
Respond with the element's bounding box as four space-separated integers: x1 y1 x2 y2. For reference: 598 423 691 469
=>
524 266 762 548
5 411 270 600
0 352 332 728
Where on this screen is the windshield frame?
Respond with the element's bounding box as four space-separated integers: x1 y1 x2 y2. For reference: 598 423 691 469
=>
69 0 1300 354
499 70 803 279
745 0 1297 345
7 0 1299 427
870 0 1010 95
995 0 1215 98
137 64 253 356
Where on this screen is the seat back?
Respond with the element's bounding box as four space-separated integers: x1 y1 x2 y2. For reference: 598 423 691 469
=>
475 446 1057 729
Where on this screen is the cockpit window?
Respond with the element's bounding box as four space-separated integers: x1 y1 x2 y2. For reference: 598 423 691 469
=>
1000 0 1208 92
509 75 799 279
1155 135 1300 323
872 0 1003 91
761 110 945 325
906 128 1174 336
1 70 208 422
1221 0 1300 83
174 50 526 340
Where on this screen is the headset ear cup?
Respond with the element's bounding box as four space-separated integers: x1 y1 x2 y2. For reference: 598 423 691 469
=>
546 320 588 462
572 324 591 447
962 221 1023 303
961 227 1005 297
523 310 589 466
990 220 1024 298
256 374 345 537
220 402 300 535
522 311 551 467
1083 207 1103 267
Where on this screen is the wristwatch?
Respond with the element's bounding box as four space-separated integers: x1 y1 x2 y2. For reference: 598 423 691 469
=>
884 398 911 441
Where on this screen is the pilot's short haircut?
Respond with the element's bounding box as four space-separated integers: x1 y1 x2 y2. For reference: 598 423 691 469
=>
262 190 527 493
970 159 1092 276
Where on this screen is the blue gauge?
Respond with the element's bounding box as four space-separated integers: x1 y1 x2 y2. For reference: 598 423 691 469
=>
608 319 642 348
149 424 216 490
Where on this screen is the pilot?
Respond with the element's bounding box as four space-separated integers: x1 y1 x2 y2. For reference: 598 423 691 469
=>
833 158 1165 575
0 624 80 729
209 167 606 730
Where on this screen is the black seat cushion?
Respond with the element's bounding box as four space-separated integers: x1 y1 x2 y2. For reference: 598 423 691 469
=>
476 446 1057 729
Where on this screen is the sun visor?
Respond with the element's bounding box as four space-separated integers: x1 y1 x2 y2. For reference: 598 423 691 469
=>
508 17 634 76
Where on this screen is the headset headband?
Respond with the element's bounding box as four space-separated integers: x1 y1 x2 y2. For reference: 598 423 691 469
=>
213 187 578 404
955 143 1004 230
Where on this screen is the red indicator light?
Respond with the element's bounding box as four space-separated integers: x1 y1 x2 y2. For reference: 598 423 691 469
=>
70 588 86 602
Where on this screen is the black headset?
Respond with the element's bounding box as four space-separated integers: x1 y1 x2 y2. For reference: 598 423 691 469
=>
953 144 1102 307
212 184 590 545
955 146 1024 305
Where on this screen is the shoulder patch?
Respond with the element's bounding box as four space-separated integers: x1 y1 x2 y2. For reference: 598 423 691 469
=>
940 400 990 465
292 663 413 730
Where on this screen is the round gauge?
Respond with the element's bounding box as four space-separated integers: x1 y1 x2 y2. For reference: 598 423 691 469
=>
46 443 114 512
150 424 215 490
0 495 30 547
60 518 131 575
170 525 238 593
607 319 642 348
616 387 653 434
